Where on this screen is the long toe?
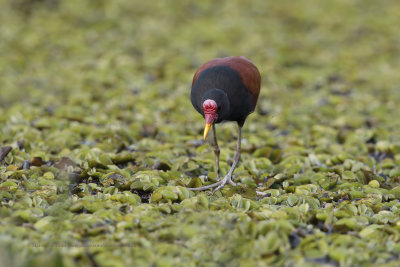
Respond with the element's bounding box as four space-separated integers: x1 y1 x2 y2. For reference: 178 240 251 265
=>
227 174 236 186
212 174 237 193
228 179 236 186
212 177 228 193
187 173 237 192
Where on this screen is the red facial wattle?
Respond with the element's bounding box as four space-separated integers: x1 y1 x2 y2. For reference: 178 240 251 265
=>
202 99 218 140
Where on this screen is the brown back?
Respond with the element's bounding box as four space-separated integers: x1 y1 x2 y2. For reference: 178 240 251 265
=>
192 56 261 104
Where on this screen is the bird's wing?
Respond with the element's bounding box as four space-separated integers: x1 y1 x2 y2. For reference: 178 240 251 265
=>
192 56 261 104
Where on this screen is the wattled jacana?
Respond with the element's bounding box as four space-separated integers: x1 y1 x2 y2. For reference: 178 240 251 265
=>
188 56 261 192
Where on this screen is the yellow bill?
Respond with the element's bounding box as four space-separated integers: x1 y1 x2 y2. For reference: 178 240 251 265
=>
203 123 212 140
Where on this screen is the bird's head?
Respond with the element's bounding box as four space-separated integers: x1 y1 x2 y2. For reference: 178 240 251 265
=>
201 89 230 140
202 99 218 140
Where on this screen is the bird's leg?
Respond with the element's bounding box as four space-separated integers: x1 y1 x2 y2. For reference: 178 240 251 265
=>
212 124 220 181
188 125 242 193
212 126 241 192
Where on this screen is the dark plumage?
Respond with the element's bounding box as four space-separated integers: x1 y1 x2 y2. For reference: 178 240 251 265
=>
188 56 261 192
191 56 261 125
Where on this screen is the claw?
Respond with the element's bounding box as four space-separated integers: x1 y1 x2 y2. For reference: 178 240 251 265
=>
187 125 242 193
187 173 236 193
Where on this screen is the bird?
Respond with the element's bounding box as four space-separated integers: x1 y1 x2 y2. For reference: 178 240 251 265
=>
188 56 261 192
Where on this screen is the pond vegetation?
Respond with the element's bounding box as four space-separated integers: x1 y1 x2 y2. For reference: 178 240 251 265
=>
1 0 400 266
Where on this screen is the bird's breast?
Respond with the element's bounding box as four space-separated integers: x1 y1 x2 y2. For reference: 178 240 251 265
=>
191 66 255 123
